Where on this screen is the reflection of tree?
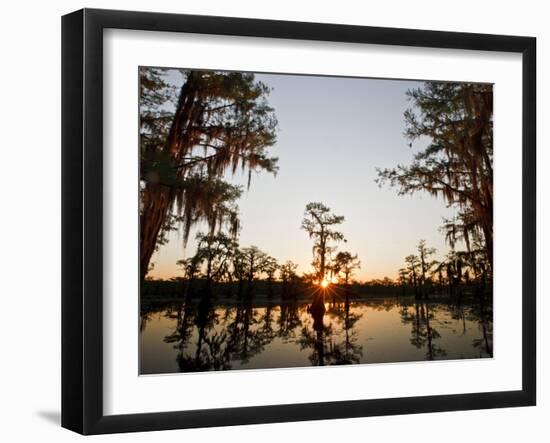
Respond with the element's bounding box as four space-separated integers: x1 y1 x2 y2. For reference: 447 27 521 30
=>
153 298 279 372
225 300 273 364
331 295 363 364
277 302 302 341
423 304 446 360
400 302 447 360
299 300 330 366
139 310 153 333
446 302 468 335
468 298 493 357
176 296 224 372
261 303 277 336
139 296 493 373
163 299 195 352
442 298 492 357
298 289 363 366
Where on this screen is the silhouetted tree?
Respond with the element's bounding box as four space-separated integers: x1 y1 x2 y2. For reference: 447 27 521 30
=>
231 249 247 297
140 69 279 281
279 260 299 300
417 240 437 298
262 255 279 297
240 246 268 296
404 254 421 297
443 250 464 298
333 251 361 286
193 231 238 293
377 82 493 273
398 267 410 295
176 254 201 299
301 202 345 284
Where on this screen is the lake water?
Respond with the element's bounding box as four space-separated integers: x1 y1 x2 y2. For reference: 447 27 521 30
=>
140 297 492 374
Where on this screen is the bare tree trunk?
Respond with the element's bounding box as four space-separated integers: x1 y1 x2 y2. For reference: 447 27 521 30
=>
319 229 326 282
481 222 493 273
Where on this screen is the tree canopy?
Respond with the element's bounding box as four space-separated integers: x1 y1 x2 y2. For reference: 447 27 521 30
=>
377 82 493 274
139 69 279 280
301 202 345 283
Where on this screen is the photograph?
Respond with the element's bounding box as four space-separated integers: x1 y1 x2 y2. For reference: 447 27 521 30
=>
139 67 494 374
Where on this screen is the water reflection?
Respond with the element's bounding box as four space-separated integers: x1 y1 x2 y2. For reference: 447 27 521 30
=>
140 295 493 374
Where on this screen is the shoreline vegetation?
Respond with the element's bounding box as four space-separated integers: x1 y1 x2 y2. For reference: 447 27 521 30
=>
141 279 492 304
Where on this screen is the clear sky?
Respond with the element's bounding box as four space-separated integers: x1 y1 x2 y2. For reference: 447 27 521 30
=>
147 70 458 281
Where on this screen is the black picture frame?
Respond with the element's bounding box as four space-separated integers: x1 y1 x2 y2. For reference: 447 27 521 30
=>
62 8 536 435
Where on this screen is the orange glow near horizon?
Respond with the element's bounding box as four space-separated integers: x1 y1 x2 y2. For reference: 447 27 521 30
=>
320 280 329 288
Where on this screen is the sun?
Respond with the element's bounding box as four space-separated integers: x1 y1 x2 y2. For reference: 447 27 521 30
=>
320 280 329 288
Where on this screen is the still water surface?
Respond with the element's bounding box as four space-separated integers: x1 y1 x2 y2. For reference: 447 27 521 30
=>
140 297 492 374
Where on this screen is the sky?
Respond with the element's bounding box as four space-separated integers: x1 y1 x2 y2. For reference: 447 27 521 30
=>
147 70 459 281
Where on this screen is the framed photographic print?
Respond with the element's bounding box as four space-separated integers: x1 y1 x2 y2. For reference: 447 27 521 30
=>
61 8 536 435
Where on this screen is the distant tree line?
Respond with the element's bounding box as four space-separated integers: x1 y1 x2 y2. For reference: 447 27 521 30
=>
398 239 491 300
144 201 367 302
172 231 303 301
